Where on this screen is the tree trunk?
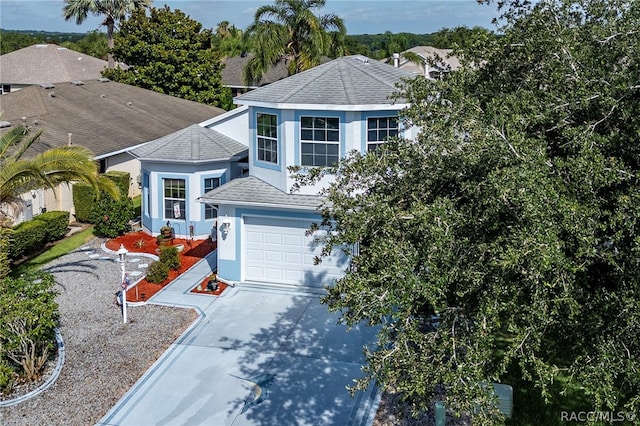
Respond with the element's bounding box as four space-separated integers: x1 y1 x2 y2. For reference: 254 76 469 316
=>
106 17 115 69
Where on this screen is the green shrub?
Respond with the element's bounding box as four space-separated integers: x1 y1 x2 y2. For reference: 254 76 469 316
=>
91 197 135 238
10 219 47 260
34 211 70 242
158 246 180 271
0 227 12 280
72 182 95 223
0 270 58 386
0 361 15 394
145 261 169 284
104 171 130 198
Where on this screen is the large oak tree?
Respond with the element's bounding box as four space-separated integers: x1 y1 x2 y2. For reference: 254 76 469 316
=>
300 0 640 422
102 6 232 110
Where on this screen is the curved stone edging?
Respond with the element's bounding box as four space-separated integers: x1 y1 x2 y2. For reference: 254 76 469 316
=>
0 329 65 407
100 241 159 262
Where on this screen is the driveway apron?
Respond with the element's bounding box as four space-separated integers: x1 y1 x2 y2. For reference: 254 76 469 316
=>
97 255 380 426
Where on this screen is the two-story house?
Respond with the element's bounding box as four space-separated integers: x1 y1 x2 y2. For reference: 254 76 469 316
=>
196 55 418 288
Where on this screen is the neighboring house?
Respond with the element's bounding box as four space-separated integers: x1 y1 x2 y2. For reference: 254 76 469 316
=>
196 55 420 288
0 79 224 224
129 123 248 240
0 43 126 94
221 53 289 97
389 46 461 79
221 53 332 97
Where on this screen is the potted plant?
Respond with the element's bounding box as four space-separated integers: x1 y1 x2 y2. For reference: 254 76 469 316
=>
160 225 173 238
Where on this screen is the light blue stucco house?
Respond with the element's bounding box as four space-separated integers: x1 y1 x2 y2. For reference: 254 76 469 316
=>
130 55 418 287
196 55 419 287
129 122 249 240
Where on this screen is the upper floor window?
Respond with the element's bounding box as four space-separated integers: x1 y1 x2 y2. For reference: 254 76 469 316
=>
301 116 339 167
257 113 278 164
204 177 220 220
163 178 185 220
367 116 399 152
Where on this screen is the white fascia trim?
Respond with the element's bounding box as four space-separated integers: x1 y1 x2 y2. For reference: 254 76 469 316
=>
94 144 147 160
199 105 249 128
233 101 409 112
195 199 321 211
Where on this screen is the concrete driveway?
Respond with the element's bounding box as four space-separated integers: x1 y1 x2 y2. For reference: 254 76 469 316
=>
97 281 380 426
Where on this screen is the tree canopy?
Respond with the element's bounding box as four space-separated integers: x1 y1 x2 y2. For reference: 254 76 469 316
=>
244 0 346 85
102 6 233 110
63 0 151 68
300 0 640 421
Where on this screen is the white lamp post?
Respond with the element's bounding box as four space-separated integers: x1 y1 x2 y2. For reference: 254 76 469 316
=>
118 244 129 324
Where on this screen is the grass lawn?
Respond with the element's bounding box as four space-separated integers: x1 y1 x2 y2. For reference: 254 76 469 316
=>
132 195 141 217
11 226 96 277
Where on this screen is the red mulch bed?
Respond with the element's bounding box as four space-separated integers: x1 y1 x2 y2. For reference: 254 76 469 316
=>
105 231 216 302
190 275 229 296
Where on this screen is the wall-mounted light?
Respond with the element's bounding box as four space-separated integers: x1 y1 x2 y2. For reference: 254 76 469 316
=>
31 190 37 198
220 215 232 236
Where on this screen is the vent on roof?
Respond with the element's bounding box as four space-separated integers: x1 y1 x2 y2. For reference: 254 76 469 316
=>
49 92 56 98
71 80 84 86
0 121 11 129
354 56 369 64
35 44 48 48
98 77 110 82
40 83 55 89
57 47 68 51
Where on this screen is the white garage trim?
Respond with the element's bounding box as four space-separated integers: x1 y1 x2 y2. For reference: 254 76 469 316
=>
243 215 347 287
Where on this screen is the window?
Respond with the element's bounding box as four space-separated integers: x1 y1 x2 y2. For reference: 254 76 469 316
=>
367 116 399 152
257 113 278 163
163 178 185 220
204 177 220 219
143 172 150 216
300 116 339 167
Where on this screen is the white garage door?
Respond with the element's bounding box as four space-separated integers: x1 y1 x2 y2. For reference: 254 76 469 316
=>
244 216 347 286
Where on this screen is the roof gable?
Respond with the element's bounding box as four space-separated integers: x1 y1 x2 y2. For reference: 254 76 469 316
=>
198 176 324 210
234 55 417 108
130 124 247 162
0 44 125 85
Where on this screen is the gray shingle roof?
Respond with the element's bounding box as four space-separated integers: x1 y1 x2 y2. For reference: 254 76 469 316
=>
222 53 289 89
129 124 247 162
0 44 126 85
197 176 325 211
0 79 224 159
234 55 417 107
388 46 461 77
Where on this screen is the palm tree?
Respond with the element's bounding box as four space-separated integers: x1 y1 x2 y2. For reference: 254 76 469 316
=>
244 0 346 85
63 0 152 69
0 125 120 206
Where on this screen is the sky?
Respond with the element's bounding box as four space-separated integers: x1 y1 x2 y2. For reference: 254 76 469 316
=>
0 1 501 35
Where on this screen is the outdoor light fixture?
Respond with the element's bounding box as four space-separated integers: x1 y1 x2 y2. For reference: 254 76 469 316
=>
117 244 129 324
220 216 232 236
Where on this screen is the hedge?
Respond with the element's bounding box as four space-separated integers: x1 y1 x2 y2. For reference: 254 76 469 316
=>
35 211 69 242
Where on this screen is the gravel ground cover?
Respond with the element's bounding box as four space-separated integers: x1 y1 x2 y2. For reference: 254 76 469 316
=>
0 238 197 425
0 236 455 426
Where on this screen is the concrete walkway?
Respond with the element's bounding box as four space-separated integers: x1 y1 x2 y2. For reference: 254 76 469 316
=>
97 251 380 426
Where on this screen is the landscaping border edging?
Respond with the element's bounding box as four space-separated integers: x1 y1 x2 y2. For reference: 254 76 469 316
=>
0 329 65 407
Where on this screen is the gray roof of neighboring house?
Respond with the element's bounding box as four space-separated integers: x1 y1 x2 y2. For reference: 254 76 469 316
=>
390 46 461 76
222 53 290 89
129 124 247 162
234 55 417 107
197 175 325 211
0 44 127 85
0 79 224 159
